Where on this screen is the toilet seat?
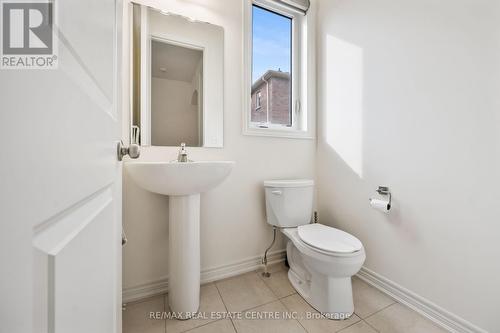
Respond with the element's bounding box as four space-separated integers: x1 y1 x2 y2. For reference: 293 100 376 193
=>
297 224 362 254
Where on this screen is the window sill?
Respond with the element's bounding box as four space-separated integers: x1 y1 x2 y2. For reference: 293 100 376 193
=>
243 126 314 140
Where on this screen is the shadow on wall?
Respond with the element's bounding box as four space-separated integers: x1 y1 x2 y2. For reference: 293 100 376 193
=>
122 169 170 289
316 1 500 328
320 34 417 241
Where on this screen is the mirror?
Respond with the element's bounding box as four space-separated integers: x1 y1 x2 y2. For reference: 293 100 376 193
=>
130 4 224 147
151 40 203 146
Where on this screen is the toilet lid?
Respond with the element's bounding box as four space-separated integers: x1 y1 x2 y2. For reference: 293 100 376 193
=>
297 224 363 253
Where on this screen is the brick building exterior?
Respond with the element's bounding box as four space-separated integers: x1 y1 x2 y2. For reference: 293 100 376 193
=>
251 70 291 126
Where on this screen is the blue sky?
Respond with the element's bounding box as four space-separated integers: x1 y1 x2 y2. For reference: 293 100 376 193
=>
252 5 291 83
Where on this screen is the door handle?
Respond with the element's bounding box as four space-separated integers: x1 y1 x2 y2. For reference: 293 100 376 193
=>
271 190 282 195
117 141 140 161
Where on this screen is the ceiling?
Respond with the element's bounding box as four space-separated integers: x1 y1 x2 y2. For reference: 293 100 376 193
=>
151 40 202 82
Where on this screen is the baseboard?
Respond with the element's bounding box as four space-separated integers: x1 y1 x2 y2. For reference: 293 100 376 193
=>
357 267 487 333
122 249 286 303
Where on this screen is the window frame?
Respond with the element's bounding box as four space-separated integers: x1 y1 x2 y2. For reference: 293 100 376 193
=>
256 90 262 109
242 0 315 139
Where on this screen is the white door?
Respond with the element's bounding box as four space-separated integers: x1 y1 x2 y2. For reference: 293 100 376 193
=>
0 0 123 332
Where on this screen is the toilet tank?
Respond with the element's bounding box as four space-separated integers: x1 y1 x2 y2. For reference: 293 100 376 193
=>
264 179 314 228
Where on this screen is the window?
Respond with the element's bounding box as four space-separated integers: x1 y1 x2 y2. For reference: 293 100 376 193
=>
251 5 292 127
243 0 314 139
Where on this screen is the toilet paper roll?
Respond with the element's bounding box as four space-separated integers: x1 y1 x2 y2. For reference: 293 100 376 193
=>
369 198 390 212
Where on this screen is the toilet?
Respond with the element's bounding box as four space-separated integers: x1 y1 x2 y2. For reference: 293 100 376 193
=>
264 179 365 319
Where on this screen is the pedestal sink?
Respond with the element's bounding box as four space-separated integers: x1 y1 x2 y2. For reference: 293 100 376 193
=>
125 161 235 318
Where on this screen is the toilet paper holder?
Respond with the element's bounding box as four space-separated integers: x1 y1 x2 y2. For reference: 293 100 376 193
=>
374 186 391 210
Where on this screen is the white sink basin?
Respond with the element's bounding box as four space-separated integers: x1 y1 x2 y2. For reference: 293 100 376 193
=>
126 161 234 196
125 160 234 319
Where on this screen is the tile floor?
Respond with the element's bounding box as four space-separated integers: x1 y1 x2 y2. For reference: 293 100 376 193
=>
123 262 448 333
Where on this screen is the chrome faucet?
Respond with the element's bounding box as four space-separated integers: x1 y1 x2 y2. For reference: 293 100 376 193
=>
177 143 188 162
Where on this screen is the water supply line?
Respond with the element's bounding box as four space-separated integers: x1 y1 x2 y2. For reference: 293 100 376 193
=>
261 226 277 278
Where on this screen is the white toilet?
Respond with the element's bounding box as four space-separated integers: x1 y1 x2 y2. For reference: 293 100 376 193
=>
264 179 365 319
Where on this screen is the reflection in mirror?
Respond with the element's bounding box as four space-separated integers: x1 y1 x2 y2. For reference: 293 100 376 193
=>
130 4 224 148
151 40 203 146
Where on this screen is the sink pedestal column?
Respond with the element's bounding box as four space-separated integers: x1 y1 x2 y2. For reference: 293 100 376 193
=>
168 193 200 318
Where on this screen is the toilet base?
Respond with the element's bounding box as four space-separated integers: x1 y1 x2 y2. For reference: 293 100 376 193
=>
288 265 354 320
284 234 364 320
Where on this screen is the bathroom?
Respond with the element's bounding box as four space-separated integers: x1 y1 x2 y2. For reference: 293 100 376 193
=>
1 0 499 333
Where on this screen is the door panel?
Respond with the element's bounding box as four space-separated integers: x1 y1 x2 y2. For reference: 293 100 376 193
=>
33 187 117 333
0 0 118 225
0 0 122 332
55 190 115 333
58 0 116 105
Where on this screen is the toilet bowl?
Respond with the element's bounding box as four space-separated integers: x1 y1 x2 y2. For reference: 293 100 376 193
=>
264 180 365 319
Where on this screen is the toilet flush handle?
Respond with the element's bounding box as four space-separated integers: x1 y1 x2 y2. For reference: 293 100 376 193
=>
271 190 282 195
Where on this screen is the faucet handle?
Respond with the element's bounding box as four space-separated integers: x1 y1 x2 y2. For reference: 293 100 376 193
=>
179 143 187 153
178 142 188 162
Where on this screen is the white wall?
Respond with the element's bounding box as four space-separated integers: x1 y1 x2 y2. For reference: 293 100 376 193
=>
151 77 199 146
316 1 500 332
123 0 315 291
